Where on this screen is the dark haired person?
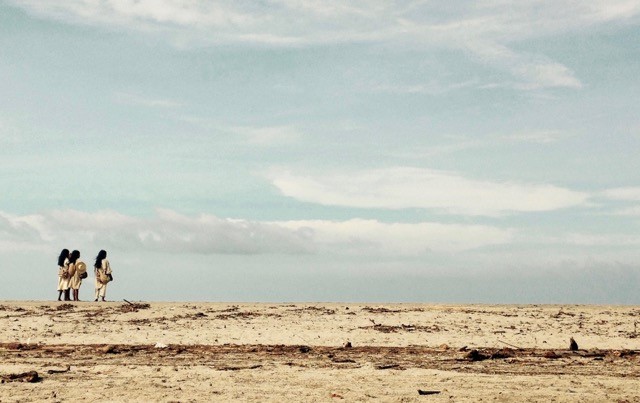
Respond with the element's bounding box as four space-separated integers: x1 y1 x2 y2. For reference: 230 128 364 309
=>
56 249 70 301
68 250 85 301
94 250 112 302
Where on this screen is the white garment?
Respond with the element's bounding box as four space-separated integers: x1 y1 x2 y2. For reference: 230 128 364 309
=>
94 258 112 299
57 258 70 291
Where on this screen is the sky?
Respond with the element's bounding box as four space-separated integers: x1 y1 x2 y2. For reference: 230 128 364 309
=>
1 1 639 303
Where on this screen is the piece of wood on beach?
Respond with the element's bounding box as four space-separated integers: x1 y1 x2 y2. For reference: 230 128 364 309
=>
418 389 441 395
47 365 71 374
217 364 263 371
1 371 41 383
375 363 401 370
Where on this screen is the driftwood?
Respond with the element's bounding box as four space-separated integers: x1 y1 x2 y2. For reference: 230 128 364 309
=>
376 364 401 370
498 339 523 349
47 365 71 374
418 390 441 395
217 364 262 371
1 371 41 383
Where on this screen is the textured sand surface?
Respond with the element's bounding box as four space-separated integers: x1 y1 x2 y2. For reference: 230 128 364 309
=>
1 301 639 402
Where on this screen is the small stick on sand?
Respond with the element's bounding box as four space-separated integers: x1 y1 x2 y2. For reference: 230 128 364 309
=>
498 340 523 349
47 365 71 374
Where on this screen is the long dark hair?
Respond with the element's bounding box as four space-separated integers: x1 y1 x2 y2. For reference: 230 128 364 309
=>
69 250 80 264
94 250 107 269
57 249 69 267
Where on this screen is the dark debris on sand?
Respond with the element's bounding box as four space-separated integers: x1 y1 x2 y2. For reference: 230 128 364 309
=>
120 302 151 313
1 371 41 383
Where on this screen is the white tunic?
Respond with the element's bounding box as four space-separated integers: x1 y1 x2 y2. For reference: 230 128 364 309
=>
57 258 70 291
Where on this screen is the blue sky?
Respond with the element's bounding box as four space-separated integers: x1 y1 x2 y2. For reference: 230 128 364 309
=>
1 1 639 303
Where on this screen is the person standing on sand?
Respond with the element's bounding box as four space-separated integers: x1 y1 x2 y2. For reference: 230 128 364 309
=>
68 250 85 301
94 250 112 302
56 249 71 301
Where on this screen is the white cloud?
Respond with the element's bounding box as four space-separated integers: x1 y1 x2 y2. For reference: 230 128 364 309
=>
610 206 640 216
372 80 479 95
10 1 640 90
275 219 512 254
502 130 568 144
0 209 512 256
232 125 302 146
268 167 589 216
600 188 640 216
564 232 640 246
465 42 582 89
114 92 182 108
602 187 640 201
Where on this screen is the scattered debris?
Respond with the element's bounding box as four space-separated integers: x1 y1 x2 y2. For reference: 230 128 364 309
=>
490 348 515 359
465 349 489 361
154 343 168 349
615 350 639 358
332 358 356 364
298 345 311 353
56 304 75 311
361 323 440 333
214 311 279 320
5 342 37 351
418 390 441 396
343 341 352 348
544 351 561 359
289 306 336 315
553 309 576 318
121 300 151 313
1 371 41 383
362 307 401 313
102 345 119 354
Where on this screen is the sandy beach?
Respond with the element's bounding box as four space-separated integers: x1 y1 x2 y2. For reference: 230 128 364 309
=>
1 301 639 402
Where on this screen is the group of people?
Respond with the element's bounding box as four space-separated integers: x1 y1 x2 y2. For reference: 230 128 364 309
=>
57 249 113 302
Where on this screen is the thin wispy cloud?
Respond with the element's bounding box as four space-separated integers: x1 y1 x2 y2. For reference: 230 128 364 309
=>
11 1 639 90
466 42 583 89
232 125 302 146
502 130 569 144
610 206 640 216
114 92 182 109
564 232 640 246
268 167 589 216
602 187 640 201
0 209 512 256
275 219 513 255
601 188 640 216
372 79 479 95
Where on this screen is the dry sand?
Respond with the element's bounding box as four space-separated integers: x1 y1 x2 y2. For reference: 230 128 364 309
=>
1 301 639 402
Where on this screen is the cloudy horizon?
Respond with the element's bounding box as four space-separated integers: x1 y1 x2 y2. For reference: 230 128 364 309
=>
1 1 639 303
